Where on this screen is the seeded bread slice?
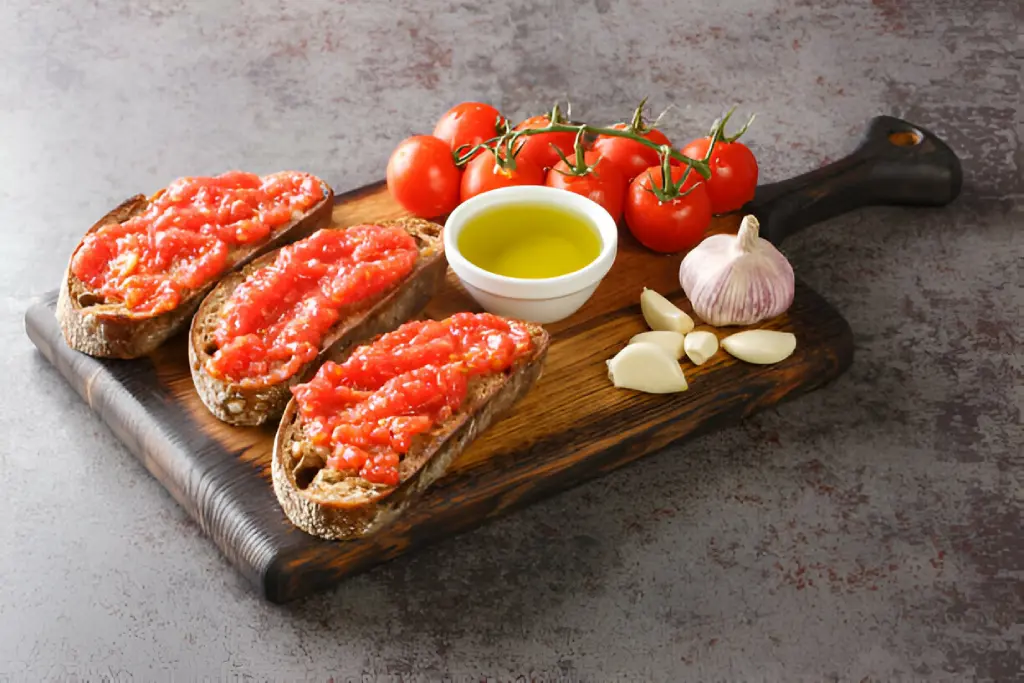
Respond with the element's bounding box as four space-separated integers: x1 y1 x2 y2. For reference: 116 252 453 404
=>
188 218 447 427
272 321 550 541
56 179 335 359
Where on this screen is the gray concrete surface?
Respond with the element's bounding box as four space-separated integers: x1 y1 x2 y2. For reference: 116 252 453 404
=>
1 1 1020 681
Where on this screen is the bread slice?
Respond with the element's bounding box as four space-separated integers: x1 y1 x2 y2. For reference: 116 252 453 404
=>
56 178 335 359
272 321 550 541
188 217 447 427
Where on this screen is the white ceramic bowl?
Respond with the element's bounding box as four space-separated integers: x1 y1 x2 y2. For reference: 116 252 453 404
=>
443 185 618 324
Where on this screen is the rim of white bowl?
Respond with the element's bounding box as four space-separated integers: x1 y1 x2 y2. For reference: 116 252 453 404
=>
443 185 618 300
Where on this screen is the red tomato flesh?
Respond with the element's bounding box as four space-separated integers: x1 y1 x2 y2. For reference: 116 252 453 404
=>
292 313 535 486
70 171 324 317
205 225 420 387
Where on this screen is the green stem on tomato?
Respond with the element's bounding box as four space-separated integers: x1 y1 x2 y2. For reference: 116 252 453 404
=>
548 101 570 126
492 135 524 173
725 113 756 143
549 127 596 177
627 97 650 133
646 143 702 202
710 106 756 143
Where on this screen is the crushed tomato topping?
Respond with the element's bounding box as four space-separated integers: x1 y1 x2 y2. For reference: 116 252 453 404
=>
291 313 535 486
205 225 420 385
70 170 324 316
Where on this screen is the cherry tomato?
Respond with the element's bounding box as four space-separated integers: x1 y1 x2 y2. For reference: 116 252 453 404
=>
432 102 506 160
460 149 545 202
386 135 462 218
624 165 712 253
592 124 673 183
512 115 577 171
679 137 758 214
545 151 627 223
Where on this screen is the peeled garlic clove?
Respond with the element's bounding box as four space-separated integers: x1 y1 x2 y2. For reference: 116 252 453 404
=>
683 330 719 366
628 331 686 360
640 287 694 335
721 330 797 365
607 342 688 394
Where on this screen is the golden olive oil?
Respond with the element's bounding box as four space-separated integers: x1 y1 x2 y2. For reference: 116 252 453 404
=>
457 203 602 279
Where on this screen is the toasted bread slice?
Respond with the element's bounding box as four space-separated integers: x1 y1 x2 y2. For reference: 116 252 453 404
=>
272 321 550 541
188 218 447 427
57 179 335 359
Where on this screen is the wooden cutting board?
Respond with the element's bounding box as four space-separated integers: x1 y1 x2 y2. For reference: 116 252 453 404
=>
24 116 961 603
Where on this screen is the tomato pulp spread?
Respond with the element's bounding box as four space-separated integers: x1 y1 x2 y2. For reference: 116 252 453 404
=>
292 313 535 486
205 225 420 385
70 171 324 316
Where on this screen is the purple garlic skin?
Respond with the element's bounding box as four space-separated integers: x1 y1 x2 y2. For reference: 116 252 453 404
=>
678 215 795 327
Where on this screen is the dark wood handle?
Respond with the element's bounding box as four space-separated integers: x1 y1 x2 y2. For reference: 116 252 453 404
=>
745 115 963 246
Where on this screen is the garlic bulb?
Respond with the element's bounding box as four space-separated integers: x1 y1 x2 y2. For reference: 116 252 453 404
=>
678 215 795 327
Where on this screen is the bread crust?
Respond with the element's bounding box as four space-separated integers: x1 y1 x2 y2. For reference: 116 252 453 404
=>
56 179 335 359
188 217 447 426
271 322 550 541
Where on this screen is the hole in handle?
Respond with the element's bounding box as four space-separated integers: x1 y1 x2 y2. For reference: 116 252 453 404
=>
888 128 923 147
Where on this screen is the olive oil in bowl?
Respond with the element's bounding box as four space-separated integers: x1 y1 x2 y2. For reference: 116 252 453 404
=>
444 185 618 323
456 202 603 279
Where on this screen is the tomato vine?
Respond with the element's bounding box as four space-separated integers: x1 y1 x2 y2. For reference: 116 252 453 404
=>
453 100 713 183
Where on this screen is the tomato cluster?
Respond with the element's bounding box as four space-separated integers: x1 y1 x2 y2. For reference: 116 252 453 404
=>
385 101 759 255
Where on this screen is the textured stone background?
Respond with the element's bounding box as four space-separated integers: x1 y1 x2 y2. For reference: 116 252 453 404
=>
1 1 1020 681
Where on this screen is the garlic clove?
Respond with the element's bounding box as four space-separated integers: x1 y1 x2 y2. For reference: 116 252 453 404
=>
607 342 688 394
640 287 694 335
683 330 719 366
721 330 797 365
628 331 686 360
678 215 795 327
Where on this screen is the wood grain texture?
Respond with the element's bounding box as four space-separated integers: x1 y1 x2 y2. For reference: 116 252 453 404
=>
25 181 854 603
